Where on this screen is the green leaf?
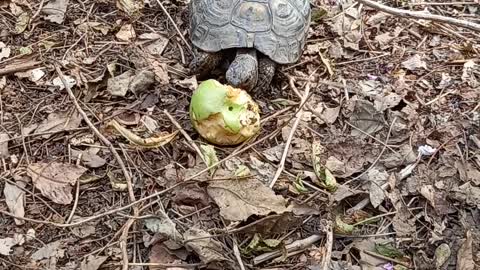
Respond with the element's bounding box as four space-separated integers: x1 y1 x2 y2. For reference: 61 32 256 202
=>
311 7 328 23
312 141 338 192
375 242 405 259
294 176 308 193
243 234 282 255
15 12 30 34
234 165 251 177
334 215 354 234
200 144 219 175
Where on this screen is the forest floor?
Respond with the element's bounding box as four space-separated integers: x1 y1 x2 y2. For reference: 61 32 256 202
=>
0 0 479 269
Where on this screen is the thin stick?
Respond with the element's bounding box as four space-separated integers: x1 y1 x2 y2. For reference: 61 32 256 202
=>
362 249 412 268
163 110 206 165
253 235 322 265
53 63 139 270
358 0 480 32
66 180 80 224
321 221 333 270
269 79 310 188
154 0 192 53
0 61 42 76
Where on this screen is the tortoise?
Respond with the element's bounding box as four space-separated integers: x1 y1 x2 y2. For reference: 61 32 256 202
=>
189 0 311 93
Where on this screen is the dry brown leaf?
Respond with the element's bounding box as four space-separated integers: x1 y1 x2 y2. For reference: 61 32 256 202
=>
0 42 11 60
27 162 87 205
184 228 230 264
349 99 384 137
457 230 475 270
145 58 170 85
116 23 136 41
34 111 83 138
402 54 427 71
31 240 65 261
116 0 143 16
3 181 26 225
207 177 289 221
0 133 9 158
71 148 106 168
109 119 178 148
80 255 107 270
42 0 68 24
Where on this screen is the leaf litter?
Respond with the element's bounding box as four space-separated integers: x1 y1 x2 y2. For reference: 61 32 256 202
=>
0 0 479 269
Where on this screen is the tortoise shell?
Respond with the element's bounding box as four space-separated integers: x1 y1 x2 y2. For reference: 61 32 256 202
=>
189 0 311 64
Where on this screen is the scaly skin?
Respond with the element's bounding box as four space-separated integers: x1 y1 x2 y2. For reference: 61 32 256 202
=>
191 47 275 93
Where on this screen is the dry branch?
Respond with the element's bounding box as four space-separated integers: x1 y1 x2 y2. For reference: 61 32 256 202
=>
358 0 480 32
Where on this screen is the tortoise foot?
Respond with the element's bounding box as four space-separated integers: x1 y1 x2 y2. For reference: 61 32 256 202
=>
226 49 258 91
190 49 223 79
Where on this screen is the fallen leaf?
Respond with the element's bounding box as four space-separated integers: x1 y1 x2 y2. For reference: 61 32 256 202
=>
244 233 282 254
145 58 169 84
184 228 230 264
0 76 6 89
116 0 144 16
80 255 107 270
207 177 289 221
34 111 83 139
392 205 415 237
401 54 427 71
141 115 158 133
349 99 384 137
0 42 11 60
116 24 136 41
71 148 106 168
31 240 65 261
173 183 210 207
374 242 404 259
27 162 87 205
200 144 218 175
312 141 338 192
144 213 183 241
366 168 388 208
149 243 179 269
457 230 474 270
419 185 449 215
434 243 451 269
14 68 46 84
374 92 402 112
4 181 26 225
173 76 198 91
451 183 480 206
109 120 178 148
0 133 9 158
52 75 76 90
107 70 134 97
42 0 68 24
144 36 169 56
334 215 354 234
0 237 17 255
77 22 110 35
15 11 30 34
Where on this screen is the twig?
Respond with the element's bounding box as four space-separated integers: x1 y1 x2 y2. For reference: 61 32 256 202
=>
357 0 480 32
163 110 206 165
66 180 80 224
269 78 311 188
0 61 42 76
154 0 193 53
321 221 333 270
53 63 139 270
253 235 322 265
30 0 46 22
233 240 246 270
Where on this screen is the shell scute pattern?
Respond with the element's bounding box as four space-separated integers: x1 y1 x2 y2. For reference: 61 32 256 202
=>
190 0 310 64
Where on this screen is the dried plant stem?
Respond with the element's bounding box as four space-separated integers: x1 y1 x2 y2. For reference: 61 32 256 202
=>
154 0 193 53
163 110 207 165
53 63 138 270
269 79 311 188
253 235 322 265
358 0 480 32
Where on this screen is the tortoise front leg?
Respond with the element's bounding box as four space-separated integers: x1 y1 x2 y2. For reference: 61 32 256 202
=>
226 48 258 92
189 48 223 79
252 56 276 94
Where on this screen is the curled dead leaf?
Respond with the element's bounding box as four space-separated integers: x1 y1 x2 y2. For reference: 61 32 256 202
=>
108 119 178 148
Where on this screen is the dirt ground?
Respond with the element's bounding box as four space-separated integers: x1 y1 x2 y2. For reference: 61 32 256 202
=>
0 0 479 269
